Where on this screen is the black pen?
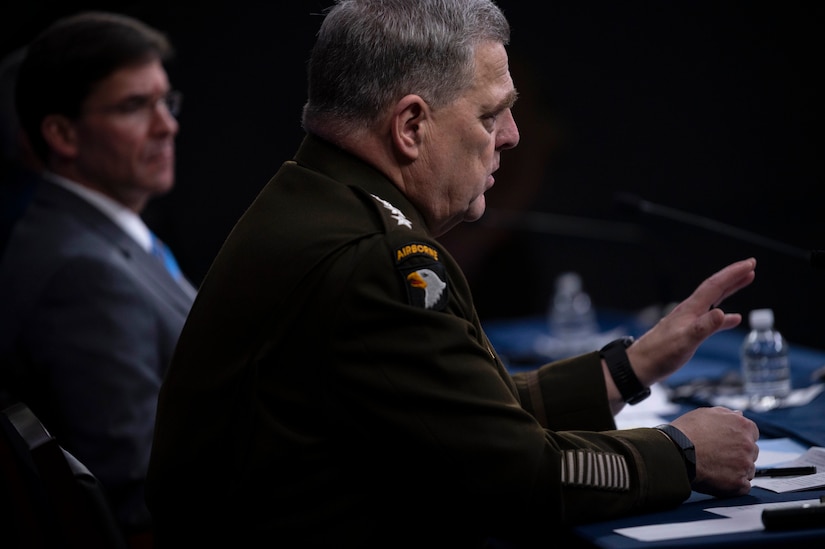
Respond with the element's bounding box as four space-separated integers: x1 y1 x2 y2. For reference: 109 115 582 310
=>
754 466 817 478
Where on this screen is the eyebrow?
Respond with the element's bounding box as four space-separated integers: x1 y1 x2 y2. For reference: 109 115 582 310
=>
120 89 170 101
496 88 519 112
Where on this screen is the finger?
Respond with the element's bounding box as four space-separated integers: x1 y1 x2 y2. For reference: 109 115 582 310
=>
692 307 737 337
712 272 757 307
715 312 744 332
703 257 755 287
701 258 756 306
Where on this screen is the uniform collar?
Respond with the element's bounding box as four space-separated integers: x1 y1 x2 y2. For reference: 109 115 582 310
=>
294 133 429 234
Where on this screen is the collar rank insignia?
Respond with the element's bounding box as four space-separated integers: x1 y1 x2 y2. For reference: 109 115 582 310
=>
395 242 448 310
371 194 412 229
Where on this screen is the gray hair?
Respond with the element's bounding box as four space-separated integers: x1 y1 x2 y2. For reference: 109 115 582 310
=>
301 0 510 136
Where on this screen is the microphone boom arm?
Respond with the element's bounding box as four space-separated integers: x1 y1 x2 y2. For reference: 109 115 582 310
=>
614 192 812 263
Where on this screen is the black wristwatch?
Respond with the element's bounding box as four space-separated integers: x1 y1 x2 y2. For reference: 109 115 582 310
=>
600 336 650 405
655 423 697 483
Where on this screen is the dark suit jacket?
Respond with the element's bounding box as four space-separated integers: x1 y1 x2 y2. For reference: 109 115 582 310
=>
0 178 196 532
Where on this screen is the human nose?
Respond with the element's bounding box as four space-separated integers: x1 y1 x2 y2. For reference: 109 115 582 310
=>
152 97 180 133
158 90 183 118
497 108 519 150
152 110 179 137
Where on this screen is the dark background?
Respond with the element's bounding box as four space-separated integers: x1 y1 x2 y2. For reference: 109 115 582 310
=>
2 2 823 349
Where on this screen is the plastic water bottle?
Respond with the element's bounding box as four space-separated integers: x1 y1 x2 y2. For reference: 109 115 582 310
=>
740 308 791 411
548 272 597 339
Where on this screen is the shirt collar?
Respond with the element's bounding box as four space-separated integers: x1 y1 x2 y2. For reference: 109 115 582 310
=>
43 171 153 252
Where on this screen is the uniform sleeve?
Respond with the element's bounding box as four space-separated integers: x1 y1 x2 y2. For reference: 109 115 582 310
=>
317 232 692 532
512 352 618 432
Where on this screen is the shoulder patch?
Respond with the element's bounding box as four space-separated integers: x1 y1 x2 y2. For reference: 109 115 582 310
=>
395 241 448 311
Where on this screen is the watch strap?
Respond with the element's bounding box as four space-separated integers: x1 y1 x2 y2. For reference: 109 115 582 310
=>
655 423 697 482
600 336 650 405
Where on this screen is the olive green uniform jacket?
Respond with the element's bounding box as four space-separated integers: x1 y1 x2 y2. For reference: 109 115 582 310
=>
146 135 690 548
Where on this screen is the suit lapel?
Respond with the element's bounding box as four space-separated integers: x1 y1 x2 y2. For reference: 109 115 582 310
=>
38 182 196 312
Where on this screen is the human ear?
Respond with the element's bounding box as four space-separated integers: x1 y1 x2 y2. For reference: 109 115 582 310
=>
391 94 428 161
41 114 79 159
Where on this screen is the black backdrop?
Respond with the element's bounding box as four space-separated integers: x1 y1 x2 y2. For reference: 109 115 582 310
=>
2 1 823 349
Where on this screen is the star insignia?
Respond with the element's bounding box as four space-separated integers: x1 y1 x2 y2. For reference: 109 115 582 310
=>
371 194 412 228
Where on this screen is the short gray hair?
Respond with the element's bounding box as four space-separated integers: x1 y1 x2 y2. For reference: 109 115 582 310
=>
302 0 510 135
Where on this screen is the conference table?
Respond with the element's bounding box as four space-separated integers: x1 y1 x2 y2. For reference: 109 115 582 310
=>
483 308 825 547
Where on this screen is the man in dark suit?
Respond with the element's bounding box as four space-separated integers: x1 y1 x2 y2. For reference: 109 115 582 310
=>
0 12 195 541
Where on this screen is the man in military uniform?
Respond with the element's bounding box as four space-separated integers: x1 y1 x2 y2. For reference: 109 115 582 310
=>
146 1 759 546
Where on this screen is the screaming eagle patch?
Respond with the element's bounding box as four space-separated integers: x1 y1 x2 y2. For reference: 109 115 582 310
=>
395 242 448 311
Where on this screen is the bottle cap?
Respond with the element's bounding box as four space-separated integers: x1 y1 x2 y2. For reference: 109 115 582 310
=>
749 308 774 330
555 272 583 294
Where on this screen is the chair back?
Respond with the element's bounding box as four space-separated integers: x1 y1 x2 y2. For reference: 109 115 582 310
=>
0 401 129 548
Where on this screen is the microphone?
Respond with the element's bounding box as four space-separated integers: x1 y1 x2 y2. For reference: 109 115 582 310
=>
614 192 823 268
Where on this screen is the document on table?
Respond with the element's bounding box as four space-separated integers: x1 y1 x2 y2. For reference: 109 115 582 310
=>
614 439 822 542
752 446 825 493
614 499 822 542
755 437 808 468
613 382 680 429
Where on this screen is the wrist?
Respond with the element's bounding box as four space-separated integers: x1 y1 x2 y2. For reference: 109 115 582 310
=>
600 336 650 405
655 424 697 483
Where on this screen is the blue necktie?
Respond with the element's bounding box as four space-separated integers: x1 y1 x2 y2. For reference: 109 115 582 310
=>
150 233 183 281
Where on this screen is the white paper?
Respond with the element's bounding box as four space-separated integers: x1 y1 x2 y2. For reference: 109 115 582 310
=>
755 437 808 467
614 442 820 542
614 383 680 429
710 383 825 410
615 499 821 542
752 447 825 493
